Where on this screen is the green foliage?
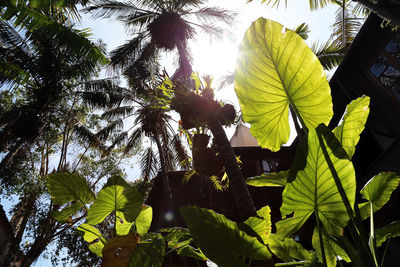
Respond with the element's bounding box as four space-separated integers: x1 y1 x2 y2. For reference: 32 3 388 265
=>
333 96 370 158
268 234 312 262
128 238 165 267
359 172 400 219
241 206 272 244
312 228 350 267
47 173 95 204
277 127 356 238
246 170 288 187
376 221 400 247
76 223 106 257
86 176 142 225
135 205 153 237
162 227 207 260
235 18 332 151
180 206 272 267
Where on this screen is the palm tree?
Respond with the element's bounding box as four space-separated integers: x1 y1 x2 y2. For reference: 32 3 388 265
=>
171 76 257 220
0 14 106 170
84 0 234 80
81 76 190 226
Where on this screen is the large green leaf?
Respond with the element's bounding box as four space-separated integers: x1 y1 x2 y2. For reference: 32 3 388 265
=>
162 227 207 261
376 220 400 247
76 223 106 244
242 206 272 244
333 96 370 158
86 176 142 225
50 202 82 223
180 206 272 267
312 228 350 267
277 127 356 238
128 238 165 267
135 205 153 236
235 18 332 151
116 211 134 236
47 172 95 204
359 172 400 219
246 171 288 187
268 233 312 262
88 241 104 257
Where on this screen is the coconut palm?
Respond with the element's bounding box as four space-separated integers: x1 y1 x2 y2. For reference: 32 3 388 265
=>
84 0 234 80
0 16 106 170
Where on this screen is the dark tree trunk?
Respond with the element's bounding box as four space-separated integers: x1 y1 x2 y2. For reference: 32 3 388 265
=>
153 133 176 227
175 42 193 79
207 115 257 221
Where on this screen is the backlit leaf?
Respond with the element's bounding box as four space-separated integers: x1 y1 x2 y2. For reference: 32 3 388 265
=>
333 96 370 158
268 233 312 262
128 238 165 267
180 206 272 267
87 176 142 225
51 202 82 223
359 172 400 219
277 127 356 238
246 171 288 187
235 18 332 151
47 172 94 204
135 205 153 236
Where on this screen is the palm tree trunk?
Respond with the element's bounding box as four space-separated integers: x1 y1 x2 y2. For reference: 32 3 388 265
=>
153 133 176 226
207 115 257 221
176 41 193 79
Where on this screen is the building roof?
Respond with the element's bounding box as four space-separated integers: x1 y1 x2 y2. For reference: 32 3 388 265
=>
229 124 259 147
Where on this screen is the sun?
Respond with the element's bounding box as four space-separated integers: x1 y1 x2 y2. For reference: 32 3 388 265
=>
191 36 239 80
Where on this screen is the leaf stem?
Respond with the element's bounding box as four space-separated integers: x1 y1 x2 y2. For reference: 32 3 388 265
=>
369 202 379 267
317 130 374 265
275 260 311 266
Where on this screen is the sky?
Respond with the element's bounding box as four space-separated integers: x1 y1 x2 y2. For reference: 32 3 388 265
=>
23 1 339 266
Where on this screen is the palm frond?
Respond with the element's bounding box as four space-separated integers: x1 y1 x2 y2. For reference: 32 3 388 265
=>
330 5 362 50
101 106 135 120
124 127 144 155
140 146 158 179
352 3 370 17
96 118 124 140
84 0 154 21
312 41 344 70
80 91 110 109
106 130 128 152
293 22 310 40
73 124 105 149
110 33 148 68
171 134 190 169
188 7 235 25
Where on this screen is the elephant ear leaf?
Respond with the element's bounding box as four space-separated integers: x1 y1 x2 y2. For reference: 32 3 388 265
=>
180 206 272 267
235 18 332 151
333 96 370 158
376 220 400 247
359 172 400 219
246 171 288 187
87 176 143 225
268 233 312 262
47 172 95 204
135 205 153 237
47 172 95 222
277 127 356 238
76 223 106 257
128 238 165 267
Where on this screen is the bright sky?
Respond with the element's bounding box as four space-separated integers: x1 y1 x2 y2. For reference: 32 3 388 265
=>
30 1 339 266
